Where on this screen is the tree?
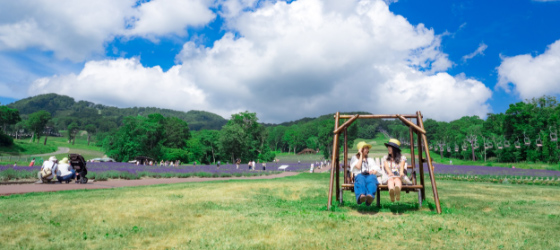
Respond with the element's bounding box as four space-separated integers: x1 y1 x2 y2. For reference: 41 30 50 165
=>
196 130 220 164
102 115 165 162
219 123 246 163
27 110 51 143
67 122 80 145
219 111 267 163
0 106 21 134
162 117 191 148
85 124 97 146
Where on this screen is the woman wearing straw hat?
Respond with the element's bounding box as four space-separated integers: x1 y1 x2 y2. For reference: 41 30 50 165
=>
55 157 76 184
350 141 383 206
383 138 407 202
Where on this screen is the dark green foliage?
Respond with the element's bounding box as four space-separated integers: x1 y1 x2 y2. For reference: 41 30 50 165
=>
27 110 51 142
219 111 267 162
8 93 226 132
102 115 166 162
0 133 13 147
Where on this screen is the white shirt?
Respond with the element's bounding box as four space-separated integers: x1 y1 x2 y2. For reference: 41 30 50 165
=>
56 163 73 177
41 160 58 180
350 156 382 177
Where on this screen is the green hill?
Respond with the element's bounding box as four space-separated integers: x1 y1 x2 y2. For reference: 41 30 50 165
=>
8 93 227 131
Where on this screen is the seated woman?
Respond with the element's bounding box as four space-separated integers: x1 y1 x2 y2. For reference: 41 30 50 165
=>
383 138 407 202
350 141 383 206
56 157 76 184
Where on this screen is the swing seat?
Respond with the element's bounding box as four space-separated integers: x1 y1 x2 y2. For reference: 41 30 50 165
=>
341 159 423 207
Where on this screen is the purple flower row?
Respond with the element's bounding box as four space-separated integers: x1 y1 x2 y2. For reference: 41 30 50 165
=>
3 162 559 177
0 162 313 175
416 163 560 177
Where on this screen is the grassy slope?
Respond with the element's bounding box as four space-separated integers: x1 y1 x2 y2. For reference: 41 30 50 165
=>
0 131 104 164
0 173 558 249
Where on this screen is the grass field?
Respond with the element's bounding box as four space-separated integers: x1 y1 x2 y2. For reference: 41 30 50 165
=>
0 131 105 165
1 173 558 249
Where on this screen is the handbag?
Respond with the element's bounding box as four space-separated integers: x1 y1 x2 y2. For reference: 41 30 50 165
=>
41 167 52 178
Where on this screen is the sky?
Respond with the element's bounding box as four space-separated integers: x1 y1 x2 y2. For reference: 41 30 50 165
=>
1 0 559 123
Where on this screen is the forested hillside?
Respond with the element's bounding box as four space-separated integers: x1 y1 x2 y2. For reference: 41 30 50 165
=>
8 93 227 131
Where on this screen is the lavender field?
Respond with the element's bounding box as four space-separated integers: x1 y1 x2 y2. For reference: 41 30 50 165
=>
0 162 314 181
428 163 560 177
2 161 560 182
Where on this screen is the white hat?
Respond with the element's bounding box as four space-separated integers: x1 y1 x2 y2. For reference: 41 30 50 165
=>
48 156 57 162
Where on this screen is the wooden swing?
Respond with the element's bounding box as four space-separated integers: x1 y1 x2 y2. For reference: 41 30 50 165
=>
326 111 442 214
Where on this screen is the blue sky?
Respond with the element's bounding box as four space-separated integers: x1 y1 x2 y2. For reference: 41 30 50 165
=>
0 0 559 122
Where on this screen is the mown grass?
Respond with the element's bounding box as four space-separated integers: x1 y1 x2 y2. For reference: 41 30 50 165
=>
0 173 558 249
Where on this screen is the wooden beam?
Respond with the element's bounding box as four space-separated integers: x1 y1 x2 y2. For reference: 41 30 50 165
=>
337 114 420 119
416 117 426 201
409 127 416 185
397 115 426 134
417 111 442 214
327 112 340 211
333 114 359 134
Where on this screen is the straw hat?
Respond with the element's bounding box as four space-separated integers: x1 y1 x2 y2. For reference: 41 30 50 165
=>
356 141 372 151
59 157 69 164
384 138 401 150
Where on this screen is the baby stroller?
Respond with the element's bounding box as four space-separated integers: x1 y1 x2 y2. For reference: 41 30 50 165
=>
69 153 88 184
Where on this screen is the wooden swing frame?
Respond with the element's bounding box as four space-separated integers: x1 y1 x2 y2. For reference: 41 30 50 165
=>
327 111 442 214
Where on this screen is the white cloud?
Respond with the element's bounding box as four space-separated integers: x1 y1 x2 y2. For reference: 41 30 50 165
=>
125 0 216 39
0 0 215 61
30 0 491 122
497 39 560 99
462 43 488 62
29 58 208 112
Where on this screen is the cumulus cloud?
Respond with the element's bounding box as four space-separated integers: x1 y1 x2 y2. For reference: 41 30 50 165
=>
125 0 216 39
29 58 208 112
0 0 215 61
497 39 560 99
30 0 491 122
462 43 488 62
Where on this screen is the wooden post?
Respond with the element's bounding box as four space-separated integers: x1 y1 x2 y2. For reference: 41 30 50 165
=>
327 112 340 210
409 127 416 184
340 128 348 202
335 128 346 203
417 111 442 214
416 116 426 201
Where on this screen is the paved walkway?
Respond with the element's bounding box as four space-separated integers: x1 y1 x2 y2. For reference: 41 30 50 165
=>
0 172 299 196
30 147 70 156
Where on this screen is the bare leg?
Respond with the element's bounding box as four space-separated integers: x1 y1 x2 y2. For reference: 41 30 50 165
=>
395 178 402 201
388 178 396 202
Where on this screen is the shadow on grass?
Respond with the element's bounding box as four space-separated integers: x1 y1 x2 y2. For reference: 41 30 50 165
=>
339 197 435 215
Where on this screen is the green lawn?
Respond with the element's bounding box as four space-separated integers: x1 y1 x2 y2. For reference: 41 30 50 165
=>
1 173 558 249
0 131 105 165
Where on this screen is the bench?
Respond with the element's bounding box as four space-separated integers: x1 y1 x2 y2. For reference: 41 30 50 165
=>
342 158 423 207
278 165 289 171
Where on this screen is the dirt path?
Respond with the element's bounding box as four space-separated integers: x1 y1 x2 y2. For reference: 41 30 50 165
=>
29 147 70 156
0 172 299 196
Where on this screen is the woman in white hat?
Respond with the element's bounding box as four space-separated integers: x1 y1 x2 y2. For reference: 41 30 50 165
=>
350 141 383 206
383 138 407 202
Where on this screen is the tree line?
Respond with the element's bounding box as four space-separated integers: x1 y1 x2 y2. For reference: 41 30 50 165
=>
3 95 559 164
